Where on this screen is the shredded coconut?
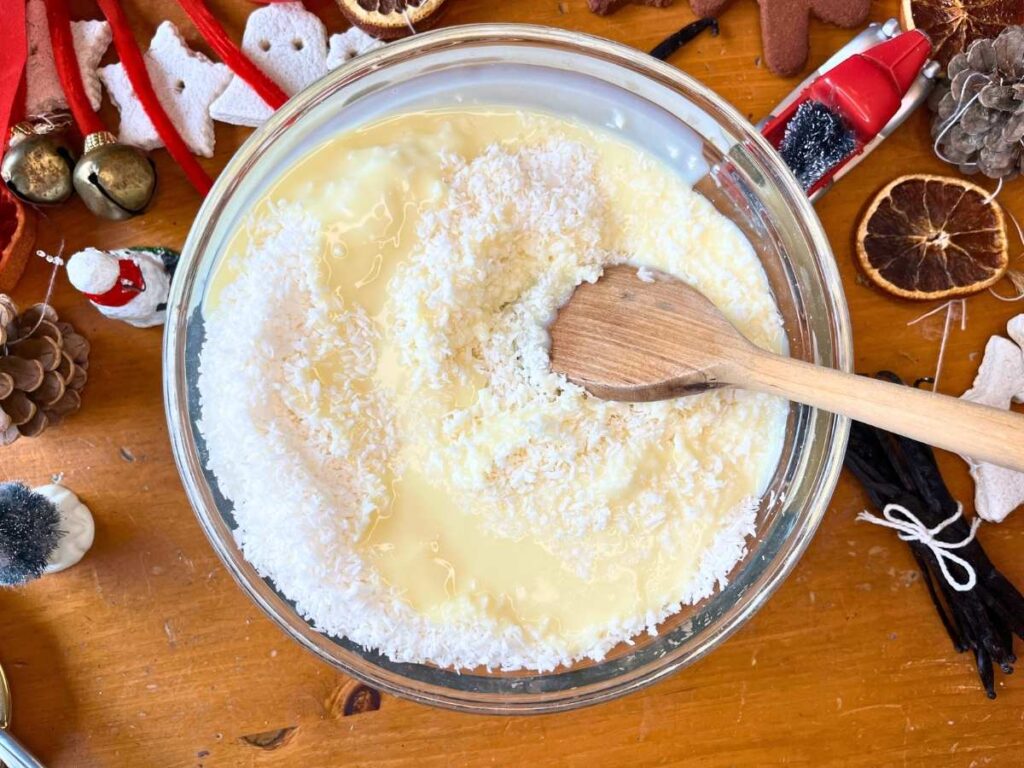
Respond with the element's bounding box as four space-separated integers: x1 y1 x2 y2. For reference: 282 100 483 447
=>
199 133 787 672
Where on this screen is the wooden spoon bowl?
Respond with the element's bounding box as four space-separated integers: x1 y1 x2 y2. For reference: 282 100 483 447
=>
549 265 1024 472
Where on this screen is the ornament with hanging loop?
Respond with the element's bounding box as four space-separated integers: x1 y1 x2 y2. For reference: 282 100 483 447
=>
43 0 155 219
1 112 77 206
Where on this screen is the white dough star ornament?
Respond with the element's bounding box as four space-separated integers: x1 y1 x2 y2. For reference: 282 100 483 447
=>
66 246 179 328
960 314 1024 523
100 21 231 157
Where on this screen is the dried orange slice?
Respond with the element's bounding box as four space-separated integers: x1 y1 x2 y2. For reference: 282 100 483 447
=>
337 0 448 40
901 0 1024 69
856 174 1008 300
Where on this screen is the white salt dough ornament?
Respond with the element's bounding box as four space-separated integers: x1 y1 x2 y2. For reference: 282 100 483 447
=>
25 0 112 113
100 22 231 157
34 484 95 574
210 2 328 127
326 27 385 70
66 246 178 328
960 313 1024 523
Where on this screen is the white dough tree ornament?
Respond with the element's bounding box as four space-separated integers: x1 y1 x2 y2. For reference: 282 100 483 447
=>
210 2 328 127
66 246 179 328
0 482 95 586
100 21 231 158
25 0 112 114
960 313 1024 522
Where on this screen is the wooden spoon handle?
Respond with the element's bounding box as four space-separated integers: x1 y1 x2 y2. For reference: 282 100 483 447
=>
737 351 1024 472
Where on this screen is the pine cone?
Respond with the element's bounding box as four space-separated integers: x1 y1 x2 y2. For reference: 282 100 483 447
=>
930 26 1024 179
0 296 89 445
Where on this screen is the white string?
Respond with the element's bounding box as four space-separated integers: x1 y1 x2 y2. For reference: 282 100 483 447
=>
989 203 1024 301
401 7 417 35
931 299 960 392
982 176 1004 205
3 223 64 350
857 503 981 592
932 72 992 167
906 299 955 326
929 71 991 166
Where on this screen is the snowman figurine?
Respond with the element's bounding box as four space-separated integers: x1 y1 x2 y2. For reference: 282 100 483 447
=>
65 246 179 328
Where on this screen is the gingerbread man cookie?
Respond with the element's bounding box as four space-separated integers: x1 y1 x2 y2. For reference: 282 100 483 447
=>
689 0 871 76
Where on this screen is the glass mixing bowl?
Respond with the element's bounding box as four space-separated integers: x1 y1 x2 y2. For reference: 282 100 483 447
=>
164 24 852 714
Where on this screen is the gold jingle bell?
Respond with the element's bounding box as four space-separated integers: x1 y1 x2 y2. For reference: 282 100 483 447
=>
73 131 156 220
1 127 76 205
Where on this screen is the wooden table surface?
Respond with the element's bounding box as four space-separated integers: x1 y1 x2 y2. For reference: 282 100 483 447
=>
4 0 1024 765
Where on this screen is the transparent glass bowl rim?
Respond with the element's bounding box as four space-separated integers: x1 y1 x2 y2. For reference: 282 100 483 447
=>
163 23 853 714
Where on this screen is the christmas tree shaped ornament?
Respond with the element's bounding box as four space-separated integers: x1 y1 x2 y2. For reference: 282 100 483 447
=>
24 0 112 114
99 21 232 158
66 246 178 327
0 481 94 586
1 115 77 206
43 0 156 219
1 295 90 445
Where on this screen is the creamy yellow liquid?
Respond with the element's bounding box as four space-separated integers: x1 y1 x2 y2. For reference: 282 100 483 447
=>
208 109 786 661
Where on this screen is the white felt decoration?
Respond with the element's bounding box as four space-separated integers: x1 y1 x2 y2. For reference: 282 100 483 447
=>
25 0 112 114
35 484 95 575
959 313 1024 523
326 27 385 71
100 21 231 157
210 2 327 127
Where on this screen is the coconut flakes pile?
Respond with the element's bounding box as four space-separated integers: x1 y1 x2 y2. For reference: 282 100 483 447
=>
199 140 787 671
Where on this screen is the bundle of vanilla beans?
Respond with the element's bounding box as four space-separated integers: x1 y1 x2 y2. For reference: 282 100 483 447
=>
844 373 1024 698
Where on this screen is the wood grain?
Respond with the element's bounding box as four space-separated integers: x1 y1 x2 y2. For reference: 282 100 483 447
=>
2 0 1024 765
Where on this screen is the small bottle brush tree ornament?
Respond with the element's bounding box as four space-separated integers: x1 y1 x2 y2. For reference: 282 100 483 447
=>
0 482 94 586
66 246 178 327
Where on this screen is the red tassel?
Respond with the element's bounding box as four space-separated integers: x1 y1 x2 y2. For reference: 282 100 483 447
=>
95 0 213 195
43 0 105 136
176 0 288 110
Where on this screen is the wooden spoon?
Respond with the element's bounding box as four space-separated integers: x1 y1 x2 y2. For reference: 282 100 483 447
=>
549 265 1024 473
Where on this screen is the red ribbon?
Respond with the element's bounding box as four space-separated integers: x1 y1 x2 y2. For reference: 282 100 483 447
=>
94 0 213 195
176 0 287 110
43 0 105 136
0 0 27 153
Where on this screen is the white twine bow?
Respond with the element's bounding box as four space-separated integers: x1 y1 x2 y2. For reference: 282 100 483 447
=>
857 503 981 592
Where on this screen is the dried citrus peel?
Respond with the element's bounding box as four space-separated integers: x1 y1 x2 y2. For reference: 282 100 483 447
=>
856 174 1008 300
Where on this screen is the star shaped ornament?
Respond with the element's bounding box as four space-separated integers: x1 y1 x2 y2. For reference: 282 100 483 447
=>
25 0 112 113
210 2 328 127
100 21 231 157
960 314 1024 523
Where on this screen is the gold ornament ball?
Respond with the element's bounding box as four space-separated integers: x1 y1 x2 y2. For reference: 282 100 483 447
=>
73 132 156 220
1 132 76 205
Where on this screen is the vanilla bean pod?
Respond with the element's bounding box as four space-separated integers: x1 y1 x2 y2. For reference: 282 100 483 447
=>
844 372 1024 698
